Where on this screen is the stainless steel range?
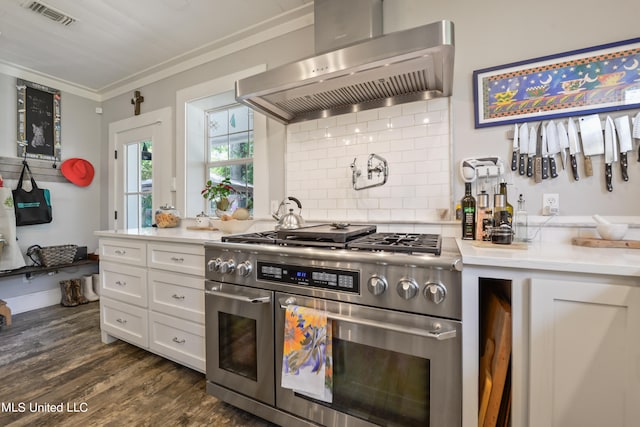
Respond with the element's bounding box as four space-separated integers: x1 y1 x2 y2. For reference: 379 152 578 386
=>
204 224 462 427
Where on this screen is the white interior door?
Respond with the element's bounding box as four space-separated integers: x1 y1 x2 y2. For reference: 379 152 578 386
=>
108 108 173 230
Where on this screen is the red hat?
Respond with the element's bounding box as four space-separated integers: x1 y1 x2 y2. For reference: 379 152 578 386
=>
61 158 94 187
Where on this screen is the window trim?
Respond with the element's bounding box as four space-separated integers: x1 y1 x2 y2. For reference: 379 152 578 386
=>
175 65 269 219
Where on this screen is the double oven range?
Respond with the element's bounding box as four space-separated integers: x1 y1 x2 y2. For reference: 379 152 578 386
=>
204 224 462 427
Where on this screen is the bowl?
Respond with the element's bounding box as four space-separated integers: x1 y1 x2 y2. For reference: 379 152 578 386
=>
596 224 628 240
211 219 255 234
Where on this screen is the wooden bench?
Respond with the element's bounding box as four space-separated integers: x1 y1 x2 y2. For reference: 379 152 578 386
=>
0 299 12 326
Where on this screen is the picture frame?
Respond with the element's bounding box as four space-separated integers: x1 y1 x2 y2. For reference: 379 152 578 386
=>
473 37 640 128
16 79 61 161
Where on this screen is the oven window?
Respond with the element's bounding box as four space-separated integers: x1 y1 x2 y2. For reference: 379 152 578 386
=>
326 338 430 426
218 312 257 381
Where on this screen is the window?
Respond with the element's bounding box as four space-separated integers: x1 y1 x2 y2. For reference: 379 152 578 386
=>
124 140 153 228
205 104 254 214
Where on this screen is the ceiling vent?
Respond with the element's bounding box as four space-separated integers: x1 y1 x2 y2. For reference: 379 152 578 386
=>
24 1 76 26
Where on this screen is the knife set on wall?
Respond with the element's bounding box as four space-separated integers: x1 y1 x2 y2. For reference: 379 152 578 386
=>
509 112 640 191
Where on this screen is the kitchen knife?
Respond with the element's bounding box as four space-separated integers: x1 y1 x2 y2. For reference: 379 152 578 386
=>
511 123 519 171
545 120 560 178
633 112 640 161
614 115 632 181
578 114 604 177
604 116 616 192
534 123 544 183
567 118 581 180
527 122 538 178
540 122 549 180
518 122 529 175
556 121 569 170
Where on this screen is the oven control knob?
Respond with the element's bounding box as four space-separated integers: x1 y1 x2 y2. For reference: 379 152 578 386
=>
237 261 253 277
367 275 387 296
219 259 236 274
208 258 223 272
424 282 447 304
396 278 419 300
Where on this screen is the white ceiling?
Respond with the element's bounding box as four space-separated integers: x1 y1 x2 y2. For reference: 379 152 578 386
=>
0 0 313 96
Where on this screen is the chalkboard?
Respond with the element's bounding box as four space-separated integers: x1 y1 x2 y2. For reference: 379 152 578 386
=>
17 79 61 161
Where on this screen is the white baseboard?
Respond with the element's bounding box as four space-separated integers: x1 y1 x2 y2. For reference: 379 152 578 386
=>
4 288 61 314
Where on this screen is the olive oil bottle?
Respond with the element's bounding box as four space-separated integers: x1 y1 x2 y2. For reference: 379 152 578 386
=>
461 183 476 240
498 181 513 225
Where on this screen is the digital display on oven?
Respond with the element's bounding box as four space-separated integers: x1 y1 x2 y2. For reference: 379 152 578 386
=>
257 262 359 293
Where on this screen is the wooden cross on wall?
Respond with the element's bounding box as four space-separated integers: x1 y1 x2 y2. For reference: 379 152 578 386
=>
131 90 144 116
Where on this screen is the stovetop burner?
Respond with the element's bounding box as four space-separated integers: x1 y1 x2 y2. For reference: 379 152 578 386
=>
347 233 442 255
222 229 442 255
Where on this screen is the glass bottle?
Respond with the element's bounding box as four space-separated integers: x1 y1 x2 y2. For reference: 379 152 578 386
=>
492 194 512 244
461 183 476 240
514 194 528 242
498 181 513 225
475 191 493 241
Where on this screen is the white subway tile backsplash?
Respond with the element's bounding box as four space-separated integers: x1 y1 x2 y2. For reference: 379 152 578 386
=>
402 101 428 115
336 113 357 126
356 110 379 123
285 99 452 223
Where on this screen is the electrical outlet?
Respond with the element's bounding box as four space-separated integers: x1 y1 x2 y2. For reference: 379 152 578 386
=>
542 193 559 216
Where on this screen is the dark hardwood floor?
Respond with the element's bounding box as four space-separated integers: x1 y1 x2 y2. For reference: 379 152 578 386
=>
0 302 275 427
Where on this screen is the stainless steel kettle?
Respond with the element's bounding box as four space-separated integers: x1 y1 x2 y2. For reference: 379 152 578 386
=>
273 196 305 230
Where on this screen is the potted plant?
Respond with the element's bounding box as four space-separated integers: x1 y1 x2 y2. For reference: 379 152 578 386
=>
201 176 235 214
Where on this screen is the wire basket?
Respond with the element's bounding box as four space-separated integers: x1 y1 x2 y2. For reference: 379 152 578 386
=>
28 244 78 267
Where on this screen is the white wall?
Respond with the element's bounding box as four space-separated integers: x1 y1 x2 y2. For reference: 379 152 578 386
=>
0 73 101 309
384 0 640 216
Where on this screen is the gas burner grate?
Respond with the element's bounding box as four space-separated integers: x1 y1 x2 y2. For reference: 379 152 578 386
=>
347 233 442 255
221 231 278 244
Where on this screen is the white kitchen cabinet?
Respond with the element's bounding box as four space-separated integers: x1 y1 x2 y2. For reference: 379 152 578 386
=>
101 297 148 347
149 311 205 371
100 261 148 307
529 278 640 427
99 237 206 373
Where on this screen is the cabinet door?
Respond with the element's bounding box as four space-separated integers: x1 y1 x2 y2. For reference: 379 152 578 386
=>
101 261 148 307
100 238 147 266
148 270 204 323
101 297 148 348
147 243 204 276
149 311 205 373
530 278 640 427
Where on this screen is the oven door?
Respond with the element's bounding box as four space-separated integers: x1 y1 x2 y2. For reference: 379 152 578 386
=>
275 292 461 427
205 281 275 406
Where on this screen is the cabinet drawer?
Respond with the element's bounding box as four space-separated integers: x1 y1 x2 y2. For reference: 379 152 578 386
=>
100 239 147 266
149 311 205 372
100 261 147 307
101 297 148 348
149 270 204 323
147 243 204 276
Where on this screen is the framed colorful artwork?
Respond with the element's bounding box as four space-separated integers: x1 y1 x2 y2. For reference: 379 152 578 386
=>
16 79 61 161
473 37 640 128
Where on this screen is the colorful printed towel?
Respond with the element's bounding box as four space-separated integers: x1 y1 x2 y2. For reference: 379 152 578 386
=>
281 305 333 403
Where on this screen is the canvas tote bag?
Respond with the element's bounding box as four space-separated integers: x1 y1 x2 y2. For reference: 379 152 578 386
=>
12 162 52 226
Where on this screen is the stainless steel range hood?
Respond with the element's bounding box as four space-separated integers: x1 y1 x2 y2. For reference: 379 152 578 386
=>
235 12 454 125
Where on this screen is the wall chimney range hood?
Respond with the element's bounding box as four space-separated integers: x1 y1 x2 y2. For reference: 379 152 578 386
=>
235 1 454 124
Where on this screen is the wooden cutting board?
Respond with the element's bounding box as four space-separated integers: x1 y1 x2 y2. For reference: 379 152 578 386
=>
572 237 640 248
186 226 219 231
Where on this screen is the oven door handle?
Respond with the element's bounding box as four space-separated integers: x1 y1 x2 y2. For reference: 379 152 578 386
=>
279 300 456 341
206 287 271 304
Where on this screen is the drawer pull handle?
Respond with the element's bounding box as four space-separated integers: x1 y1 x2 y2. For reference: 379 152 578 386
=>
115 249 127 255
116 318 127 324
115 280 126 286
170 257 185 263
172 337 186 344
171 294 185 300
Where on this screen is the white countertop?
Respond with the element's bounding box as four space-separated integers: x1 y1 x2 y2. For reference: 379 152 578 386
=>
95 227 226 244
457 238 640 277
95 225 640 278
